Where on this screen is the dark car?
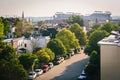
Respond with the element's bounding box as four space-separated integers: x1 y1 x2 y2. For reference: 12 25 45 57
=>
42 65 49 73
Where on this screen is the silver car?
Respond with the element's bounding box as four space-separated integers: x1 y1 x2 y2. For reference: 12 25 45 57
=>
28 71 37 80
35 69 43 76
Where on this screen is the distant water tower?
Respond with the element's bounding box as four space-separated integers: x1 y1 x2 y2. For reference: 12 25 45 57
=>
22 11 24 19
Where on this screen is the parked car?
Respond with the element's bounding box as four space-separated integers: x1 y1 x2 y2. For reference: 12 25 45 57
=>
78 70 86 80
53 57 64 65
63 54 69 60
74 48 80 54
69 51 75 56
34 69 43 76
28 71 37 80
42 64 49 73
48 62 54 69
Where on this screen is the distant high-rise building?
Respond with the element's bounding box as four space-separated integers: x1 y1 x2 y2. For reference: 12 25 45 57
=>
22 11 24 19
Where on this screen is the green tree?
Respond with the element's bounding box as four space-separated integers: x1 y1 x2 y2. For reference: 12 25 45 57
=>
2 18 10 36
42 28 58 38
19 53 38 70
38 21 45 27
67 15 84 26
0 41 28 80
56 29 80 51
85 51 100 80
99 22 119 33
69 23 87 46
15 19 33 37
0 18 4 39
38 21 45 34
85 30 109 55
0 42 17 63
87 23 101 38
36 48 55 63
0 59 28 80
47 39 67 56
90 51 100 66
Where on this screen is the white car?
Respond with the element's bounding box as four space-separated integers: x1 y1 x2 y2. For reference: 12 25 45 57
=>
28 71 37 80
35 69 43 76
78 70 86 80
48 62 54 69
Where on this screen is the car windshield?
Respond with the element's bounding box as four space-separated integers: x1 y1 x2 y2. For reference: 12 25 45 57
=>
35 70 39 72
81 74 86 76
29 72 35 75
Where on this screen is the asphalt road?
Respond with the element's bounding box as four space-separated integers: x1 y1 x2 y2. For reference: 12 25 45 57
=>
35 51 89 80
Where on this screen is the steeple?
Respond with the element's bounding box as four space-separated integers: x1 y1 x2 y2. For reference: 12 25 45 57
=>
22 11 24 19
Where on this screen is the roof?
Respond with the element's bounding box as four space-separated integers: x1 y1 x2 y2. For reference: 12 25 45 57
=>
98 31 120 47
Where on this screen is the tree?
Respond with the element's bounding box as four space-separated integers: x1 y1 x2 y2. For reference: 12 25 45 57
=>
99 22 120 33
0 18 4 39
0 59 28 80
47 39 67 56
56 29 80 51
89 51 100 67
19 53 38 70
0 41 28 80
38 21 45 27
85 51 100 80
85 30 109 55
69 23 87 46
38 21 45 34
36 48 55 63
42 28 58 38
0 42 18 63
15 19 33 37
87 23 101 38
2 18 10 36
67 15 84 26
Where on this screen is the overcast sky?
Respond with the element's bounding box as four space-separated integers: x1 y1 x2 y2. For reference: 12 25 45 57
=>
0 0 120 17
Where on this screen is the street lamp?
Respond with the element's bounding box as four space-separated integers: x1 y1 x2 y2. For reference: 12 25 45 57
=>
32 59 38 73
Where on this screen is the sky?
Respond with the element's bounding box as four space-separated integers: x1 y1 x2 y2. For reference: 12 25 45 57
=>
0 0 120 17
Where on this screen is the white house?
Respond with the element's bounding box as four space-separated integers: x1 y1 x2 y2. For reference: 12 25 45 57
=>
4 36 50 53
36 36 50 48
18 39 33 53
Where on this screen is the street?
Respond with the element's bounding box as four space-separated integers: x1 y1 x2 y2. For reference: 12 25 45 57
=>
35 51 89 80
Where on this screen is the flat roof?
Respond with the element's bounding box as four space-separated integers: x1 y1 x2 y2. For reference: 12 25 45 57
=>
98 34 120 47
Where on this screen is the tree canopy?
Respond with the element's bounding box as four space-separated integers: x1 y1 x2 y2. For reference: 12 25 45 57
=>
0 18 4 39
85 50 100 80
89 30 109 53
87 23 101 38
42 28 58 38
2 18 10 36
0 59 28 80
56 29 80 51
99 22 120 33
19 53 38 70
36 48 55 63
0 42 17 62
0 41 27 80
47 39 67 56
69 23 87 46
15 19 33 37
85 30 109 55
67 15 84 26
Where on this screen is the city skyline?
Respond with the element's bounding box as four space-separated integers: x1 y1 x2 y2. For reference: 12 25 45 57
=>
0 0 120 17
